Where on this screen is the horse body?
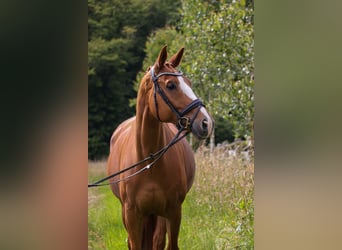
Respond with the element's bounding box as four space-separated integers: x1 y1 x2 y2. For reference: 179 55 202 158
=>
109 117 195 206
107 46 213 250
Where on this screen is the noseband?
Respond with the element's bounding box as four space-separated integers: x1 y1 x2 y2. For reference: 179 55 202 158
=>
150 66 204 130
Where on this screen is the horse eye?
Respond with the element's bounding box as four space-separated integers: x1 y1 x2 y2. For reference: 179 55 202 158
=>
166 82 176 90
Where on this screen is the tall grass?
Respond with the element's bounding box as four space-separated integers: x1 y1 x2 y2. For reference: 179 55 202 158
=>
88 143 254 249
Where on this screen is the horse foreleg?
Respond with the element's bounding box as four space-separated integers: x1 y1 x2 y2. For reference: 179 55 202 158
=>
166 207 181 250
153 216 166 250
124 204 144 250
120 207 132 249
142 215 157 250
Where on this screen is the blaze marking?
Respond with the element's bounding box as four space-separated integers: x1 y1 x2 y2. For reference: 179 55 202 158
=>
177 76 197 100
177 76 213 131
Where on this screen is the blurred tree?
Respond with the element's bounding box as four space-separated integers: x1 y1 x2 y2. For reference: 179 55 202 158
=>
180 0 254 145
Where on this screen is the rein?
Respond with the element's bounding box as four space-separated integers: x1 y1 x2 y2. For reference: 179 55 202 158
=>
88 126 189 188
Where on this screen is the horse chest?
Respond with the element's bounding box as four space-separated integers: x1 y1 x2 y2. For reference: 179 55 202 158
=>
126 179 186 215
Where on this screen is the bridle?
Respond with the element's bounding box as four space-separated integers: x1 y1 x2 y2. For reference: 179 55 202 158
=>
88 67 206 188
88 127 189 187
150 66 204 130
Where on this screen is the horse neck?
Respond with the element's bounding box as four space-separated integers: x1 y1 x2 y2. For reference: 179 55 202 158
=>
135 86 165 160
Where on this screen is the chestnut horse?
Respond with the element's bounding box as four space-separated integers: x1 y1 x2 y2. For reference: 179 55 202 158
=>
107 46 213 250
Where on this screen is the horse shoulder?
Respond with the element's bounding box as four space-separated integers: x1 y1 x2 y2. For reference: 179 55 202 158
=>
110 116 136 152
165 123 196 191
108 116 136 198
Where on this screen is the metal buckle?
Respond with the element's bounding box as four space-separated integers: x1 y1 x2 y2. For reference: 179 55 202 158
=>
178 117 191 130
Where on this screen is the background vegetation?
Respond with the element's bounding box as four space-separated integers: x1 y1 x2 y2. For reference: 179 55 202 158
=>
88 144 254 249
88 0 254 160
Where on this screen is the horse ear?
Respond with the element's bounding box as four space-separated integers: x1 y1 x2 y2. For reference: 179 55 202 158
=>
169 47 184 68
155 45 168 73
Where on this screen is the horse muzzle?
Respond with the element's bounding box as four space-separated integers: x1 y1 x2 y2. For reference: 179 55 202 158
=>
189 107 213 140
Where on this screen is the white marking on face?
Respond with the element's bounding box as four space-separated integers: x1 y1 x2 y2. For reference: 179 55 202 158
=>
178 76 213 133
200 107 211 121
177 76 197 101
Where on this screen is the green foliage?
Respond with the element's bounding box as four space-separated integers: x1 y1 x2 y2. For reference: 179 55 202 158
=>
215 116 235 143
88 35 135 158
180 0 254 139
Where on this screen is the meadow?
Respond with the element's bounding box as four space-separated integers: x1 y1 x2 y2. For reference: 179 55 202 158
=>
88 142 254 249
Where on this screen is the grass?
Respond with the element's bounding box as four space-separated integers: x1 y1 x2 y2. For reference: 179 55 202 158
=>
88 143 254 249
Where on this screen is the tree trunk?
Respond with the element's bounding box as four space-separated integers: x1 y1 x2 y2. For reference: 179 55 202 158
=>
210 126 215 154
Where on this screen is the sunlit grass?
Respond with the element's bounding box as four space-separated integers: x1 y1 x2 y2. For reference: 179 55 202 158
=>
88 144 254 249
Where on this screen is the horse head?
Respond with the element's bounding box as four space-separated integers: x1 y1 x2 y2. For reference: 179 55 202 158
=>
145 45 214 139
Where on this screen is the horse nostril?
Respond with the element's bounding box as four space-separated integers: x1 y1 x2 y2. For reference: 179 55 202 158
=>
202 119 208 131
